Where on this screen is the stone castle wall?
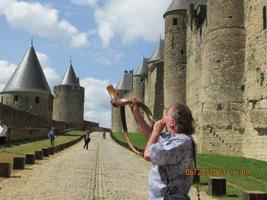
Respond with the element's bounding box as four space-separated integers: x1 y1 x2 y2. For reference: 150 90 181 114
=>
0 102 50 141
242 0 267 160
0 91 53 122
111 0 267 161
0 102 98 141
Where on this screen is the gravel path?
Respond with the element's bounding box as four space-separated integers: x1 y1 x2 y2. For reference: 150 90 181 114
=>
0 132 216 200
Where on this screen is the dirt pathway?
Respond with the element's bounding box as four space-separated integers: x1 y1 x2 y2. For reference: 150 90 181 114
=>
0 132 215 200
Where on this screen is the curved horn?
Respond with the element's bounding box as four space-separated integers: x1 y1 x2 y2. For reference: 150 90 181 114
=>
106 85 154 154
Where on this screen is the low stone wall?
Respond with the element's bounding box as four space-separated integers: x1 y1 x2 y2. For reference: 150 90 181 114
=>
0 103 50 128
7 127 49 141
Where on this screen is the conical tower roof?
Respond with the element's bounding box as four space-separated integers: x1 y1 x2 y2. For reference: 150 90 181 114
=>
148 39 164 63
2 46 51 94
164 0 193 17
115 79 124 91
115 71 133 91
135 57 149 76
60 64 80 86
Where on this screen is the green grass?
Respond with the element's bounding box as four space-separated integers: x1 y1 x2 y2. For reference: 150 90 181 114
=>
0 131 85 162
7 131 85 154
112 132 267 200
196 154 267 199
112 132 147 149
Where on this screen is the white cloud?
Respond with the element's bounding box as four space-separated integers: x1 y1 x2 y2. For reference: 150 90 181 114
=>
0 0 88 48
84 110 111 128
71 0 97 7
36 52 61 89
88 48 123 66
0 60 16 91
80 77 112 128
94 0 172 46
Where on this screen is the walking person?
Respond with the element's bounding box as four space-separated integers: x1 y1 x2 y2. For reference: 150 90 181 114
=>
83 131 91 150
102 132 106 139
130 101 195 200
48 127 56 147
0 121 8 151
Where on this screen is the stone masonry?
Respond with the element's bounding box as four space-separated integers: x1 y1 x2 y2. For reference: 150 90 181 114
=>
112 0 267 161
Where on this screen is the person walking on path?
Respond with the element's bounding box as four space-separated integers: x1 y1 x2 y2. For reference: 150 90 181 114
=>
130 101 196 200
83 131 91 150
48 127 56 147
0 121 8 151
102 132 106 139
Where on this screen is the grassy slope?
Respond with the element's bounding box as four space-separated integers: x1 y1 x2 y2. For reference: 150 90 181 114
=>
0 131 85 162
112 132 267 200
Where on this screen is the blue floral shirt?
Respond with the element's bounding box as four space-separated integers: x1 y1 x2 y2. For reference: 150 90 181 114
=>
148 132 195 200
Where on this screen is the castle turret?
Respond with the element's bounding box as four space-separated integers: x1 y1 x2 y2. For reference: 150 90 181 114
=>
111 80 123 133
112 71 133 132
0 45 53 121
145 39 165 120
199 0 245 154
133 57 148 103
52 62 84 126
163 0 193 110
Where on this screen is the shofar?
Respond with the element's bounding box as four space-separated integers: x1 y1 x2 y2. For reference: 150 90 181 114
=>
106 85 154 154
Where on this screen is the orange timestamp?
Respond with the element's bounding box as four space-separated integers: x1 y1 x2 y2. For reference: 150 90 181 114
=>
186 168 226 176
185 168 250 176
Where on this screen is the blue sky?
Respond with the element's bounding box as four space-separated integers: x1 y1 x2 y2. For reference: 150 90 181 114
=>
0 0 172 128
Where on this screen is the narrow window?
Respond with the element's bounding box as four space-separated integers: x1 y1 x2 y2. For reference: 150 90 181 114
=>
14 95 18 103
35 96 40 104
1 96 3 103
264 6 267 30
25 97 28 106
173 18 177 25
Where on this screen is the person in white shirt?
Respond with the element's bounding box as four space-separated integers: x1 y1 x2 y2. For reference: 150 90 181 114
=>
0 121 8 151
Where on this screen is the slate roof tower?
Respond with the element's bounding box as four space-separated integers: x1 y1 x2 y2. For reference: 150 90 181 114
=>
52 60 84 126
0 45 53 121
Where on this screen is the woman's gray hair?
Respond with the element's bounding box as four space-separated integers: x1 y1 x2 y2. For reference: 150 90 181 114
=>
168 103 195 135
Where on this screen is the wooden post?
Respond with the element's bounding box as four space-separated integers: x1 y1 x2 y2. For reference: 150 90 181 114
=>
208 177 226 196
26 154 35 164
13 157 25 169
0 163 11 177
243 190 267 200
48 147 54 155
35 151 44 160
42 148 49 157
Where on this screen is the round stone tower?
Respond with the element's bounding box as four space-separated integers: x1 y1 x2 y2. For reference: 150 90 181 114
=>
52 62 84 125
200 0 245 128
133 57 148 103
0 45 53 121
111 80 124 133
163 0 193 109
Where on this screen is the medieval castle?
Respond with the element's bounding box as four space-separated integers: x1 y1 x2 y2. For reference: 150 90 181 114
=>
0 44 101 140
111 0 267 161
